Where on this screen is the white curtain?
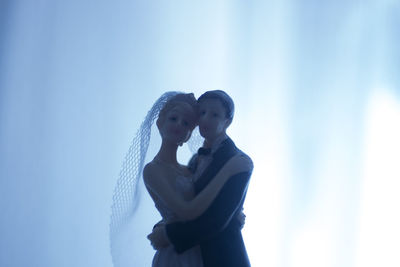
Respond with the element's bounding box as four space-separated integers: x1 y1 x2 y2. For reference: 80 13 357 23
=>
1 1 399 266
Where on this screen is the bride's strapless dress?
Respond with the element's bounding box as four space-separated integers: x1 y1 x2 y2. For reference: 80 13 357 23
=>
151 173 203 267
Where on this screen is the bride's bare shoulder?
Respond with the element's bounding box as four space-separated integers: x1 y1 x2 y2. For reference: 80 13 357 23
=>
143 161 161 182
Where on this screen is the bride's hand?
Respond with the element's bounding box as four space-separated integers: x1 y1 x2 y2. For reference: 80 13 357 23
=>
223 154 253 176
237 208 246 229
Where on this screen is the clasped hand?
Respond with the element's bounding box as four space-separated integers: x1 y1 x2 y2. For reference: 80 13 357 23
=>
147 225 170 250
148 209 246 250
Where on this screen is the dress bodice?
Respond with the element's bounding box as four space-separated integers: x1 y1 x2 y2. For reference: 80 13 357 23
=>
148 161 203 267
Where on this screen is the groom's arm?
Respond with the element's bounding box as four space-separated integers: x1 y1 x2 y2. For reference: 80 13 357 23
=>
165 170 252 253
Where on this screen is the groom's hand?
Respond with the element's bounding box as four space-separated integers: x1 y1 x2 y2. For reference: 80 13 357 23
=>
147 225 170 250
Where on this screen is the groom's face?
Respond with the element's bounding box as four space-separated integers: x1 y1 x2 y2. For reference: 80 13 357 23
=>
198 98 230 141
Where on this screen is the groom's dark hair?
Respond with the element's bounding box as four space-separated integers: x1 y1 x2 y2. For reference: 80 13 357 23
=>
197 90 234 120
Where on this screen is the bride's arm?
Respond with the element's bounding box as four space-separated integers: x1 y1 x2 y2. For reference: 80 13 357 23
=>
143 155 253 221
182 154 253 220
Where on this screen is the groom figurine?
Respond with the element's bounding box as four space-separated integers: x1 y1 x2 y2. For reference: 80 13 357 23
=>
149 90 253 267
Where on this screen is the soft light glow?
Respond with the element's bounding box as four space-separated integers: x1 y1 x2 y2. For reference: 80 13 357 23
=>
355 89 400 267
1 1 399 267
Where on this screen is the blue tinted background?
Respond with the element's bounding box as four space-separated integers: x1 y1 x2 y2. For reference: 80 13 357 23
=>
1 1 399 266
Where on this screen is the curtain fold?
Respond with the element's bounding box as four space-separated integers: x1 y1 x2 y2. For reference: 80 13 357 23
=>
0 1 398 266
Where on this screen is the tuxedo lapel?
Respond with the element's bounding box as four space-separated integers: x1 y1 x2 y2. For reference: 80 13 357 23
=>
194 138 237 194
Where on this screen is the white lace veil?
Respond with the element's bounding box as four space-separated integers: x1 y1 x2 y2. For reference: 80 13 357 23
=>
110 91 203 266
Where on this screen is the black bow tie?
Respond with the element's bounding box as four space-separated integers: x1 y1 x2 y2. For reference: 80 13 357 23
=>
198 147 212 156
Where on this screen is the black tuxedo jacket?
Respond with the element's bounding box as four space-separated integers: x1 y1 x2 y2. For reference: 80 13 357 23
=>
165 138 252 267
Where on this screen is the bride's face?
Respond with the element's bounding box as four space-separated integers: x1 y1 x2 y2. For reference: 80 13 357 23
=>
158 104 196 145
